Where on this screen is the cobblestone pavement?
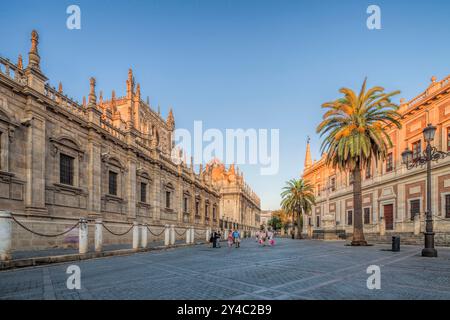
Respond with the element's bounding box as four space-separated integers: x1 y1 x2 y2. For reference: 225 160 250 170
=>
10 240 181 260
1 238 450 300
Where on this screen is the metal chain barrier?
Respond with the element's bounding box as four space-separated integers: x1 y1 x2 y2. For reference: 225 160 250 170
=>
146 225 166 237
195 229 206 236
10 215 80 238
102 223 134 236
174 228 187 236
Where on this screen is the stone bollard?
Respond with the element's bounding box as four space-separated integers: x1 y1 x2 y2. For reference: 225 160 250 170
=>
141 224 148 249
170 225 175 245
190 227 195 244
0 211 12 261
186 227 191 244
164 224 170 246
79 218 88 254
132 222 140 250
95 219 103 253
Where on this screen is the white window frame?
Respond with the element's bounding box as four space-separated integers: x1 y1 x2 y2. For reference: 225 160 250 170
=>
363 206 371 225
440 192 450 218
407 197 422 221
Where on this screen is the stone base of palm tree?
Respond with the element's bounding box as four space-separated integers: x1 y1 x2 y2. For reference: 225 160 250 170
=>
350 239 369 246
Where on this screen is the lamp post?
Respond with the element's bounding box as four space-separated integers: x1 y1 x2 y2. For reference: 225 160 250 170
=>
401 123 450 257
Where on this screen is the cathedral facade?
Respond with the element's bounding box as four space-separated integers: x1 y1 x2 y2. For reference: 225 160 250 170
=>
302 76 450 245
0 31 224 250
204 159 261 233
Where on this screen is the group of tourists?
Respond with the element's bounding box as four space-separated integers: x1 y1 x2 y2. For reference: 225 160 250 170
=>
209 228 277 249
256 229 275 246
210 229 241 248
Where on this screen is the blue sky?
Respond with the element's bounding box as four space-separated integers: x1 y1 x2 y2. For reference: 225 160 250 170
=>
1 0 450 210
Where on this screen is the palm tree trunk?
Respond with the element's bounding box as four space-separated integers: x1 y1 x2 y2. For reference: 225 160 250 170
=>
296 210 303 239
351 167 368 246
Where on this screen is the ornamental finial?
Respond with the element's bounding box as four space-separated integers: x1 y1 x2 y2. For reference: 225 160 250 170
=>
28 30 41 69
88 77 97 106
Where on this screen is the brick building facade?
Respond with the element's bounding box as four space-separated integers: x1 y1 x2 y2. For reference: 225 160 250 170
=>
302 75 450 245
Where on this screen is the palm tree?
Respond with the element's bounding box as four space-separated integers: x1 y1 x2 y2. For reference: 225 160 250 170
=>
316 79 401 246
281 179 315 239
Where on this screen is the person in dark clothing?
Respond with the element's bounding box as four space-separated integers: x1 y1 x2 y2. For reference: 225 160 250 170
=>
210 232 216 248
216 231 222 248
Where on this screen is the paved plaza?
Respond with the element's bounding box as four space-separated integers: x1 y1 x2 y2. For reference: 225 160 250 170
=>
1 238 450 300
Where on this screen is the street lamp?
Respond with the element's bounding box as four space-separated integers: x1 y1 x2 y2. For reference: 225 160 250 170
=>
401 123 450 257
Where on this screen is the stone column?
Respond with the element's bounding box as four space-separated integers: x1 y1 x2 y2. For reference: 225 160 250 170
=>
170 224 175 245
379 212 386 236
79 218 88 254
190 227 195 244
152 165 162 220
397 184 406 232
132 221 140 250
0 211 12 261
94 219 103 252
177 173 183 223
141 224 148 249
206 227 211 242
87 139 102 215
164 224 170 246
127 158 137 219
25 115 47 214
186 227 191 244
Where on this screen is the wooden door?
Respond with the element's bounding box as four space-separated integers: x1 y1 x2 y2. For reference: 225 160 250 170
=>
384 204 394 231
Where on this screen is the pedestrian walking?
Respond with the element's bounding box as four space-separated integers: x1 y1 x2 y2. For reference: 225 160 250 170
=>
233 229 241 248
216 230 222 248
268 230 275 246
260 230 267 246
210 231 216 248
227 230 234 248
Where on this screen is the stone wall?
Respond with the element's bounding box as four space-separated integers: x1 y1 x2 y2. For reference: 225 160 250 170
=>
0 32 220 253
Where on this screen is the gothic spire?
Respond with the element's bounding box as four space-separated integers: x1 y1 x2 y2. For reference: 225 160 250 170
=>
135 83 141 101
126 68 135 99
28 30 41 69
88 77 97 106
304 136 312 169
17 54 23 70
111 90 117 113
167 108 175 131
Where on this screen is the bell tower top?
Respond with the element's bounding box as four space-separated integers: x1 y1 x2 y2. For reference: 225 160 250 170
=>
304 136 312 169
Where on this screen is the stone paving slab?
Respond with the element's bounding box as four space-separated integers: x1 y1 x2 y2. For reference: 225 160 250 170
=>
10 240 189 260
1 238 450 300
